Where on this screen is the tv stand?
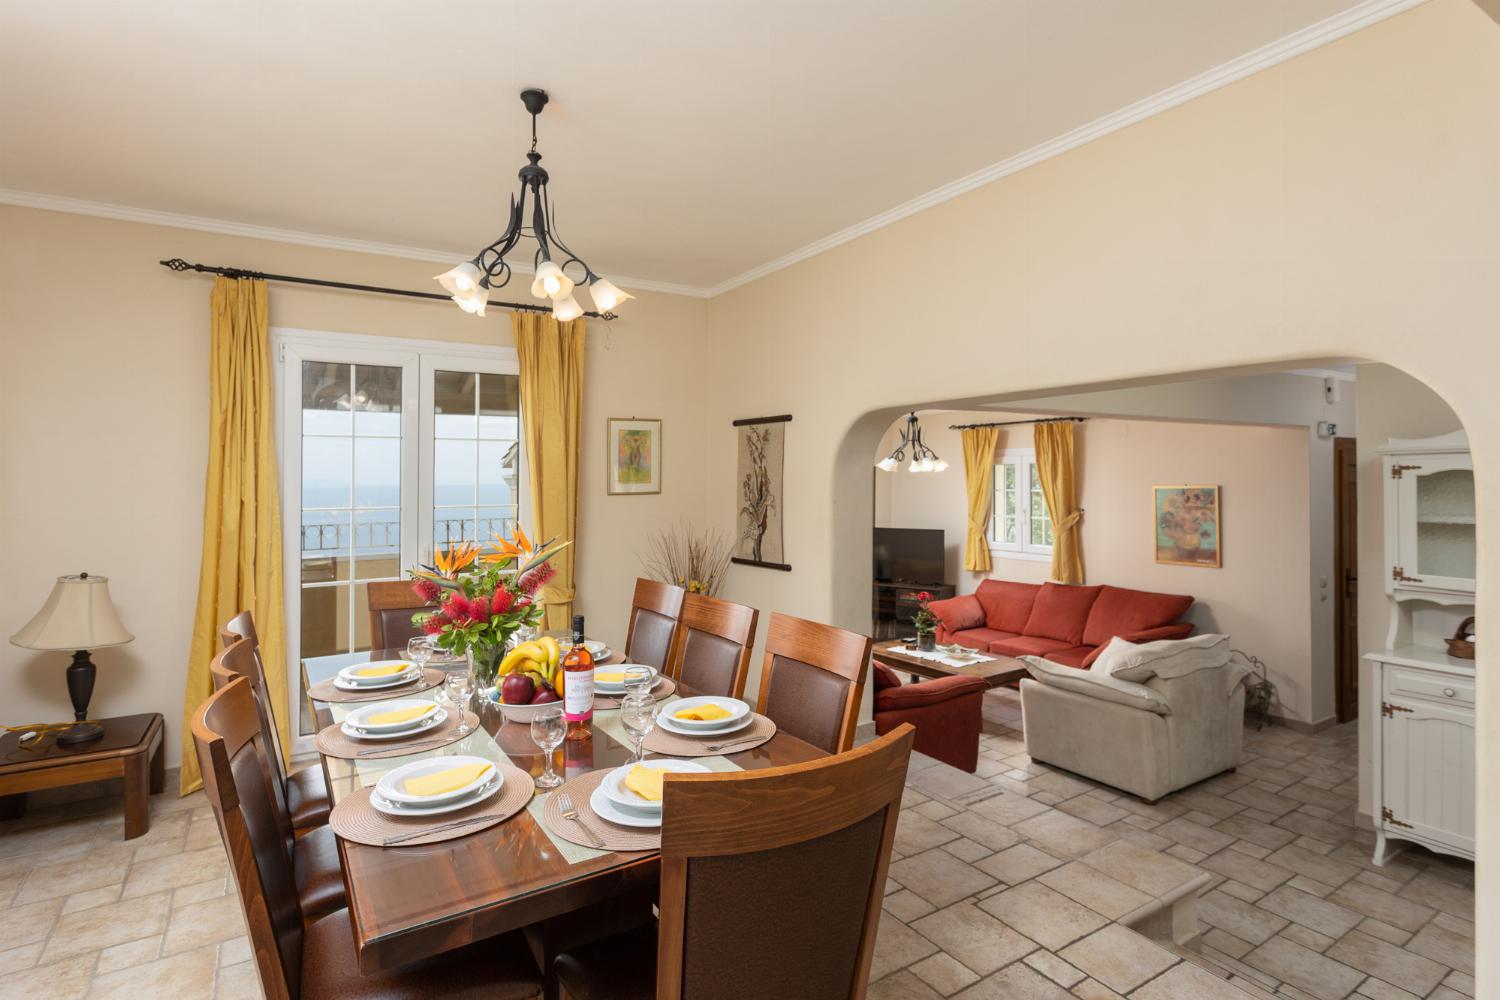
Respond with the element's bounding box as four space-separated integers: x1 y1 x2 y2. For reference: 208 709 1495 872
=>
871 581 955 640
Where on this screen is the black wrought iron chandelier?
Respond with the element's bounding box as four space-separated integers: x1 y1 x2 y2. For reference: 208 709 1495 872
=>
876 412 948 473
435 89 632 320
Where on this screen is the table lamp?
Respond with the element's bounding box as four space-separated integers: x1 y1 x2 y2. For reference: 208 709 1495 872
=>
10 573 134 745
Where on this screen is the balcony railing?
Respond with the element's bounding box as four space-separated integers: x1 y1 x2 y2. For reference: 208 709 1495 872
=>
301 515 513 555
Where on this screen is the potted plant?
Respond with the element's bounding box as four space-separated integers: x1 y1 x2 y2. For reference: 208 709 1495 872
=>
407 527 570 694
911 591 939 652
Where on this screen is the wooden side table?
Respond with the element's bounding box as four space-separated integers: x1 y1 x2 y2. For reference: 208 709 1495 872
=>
0 713 165 839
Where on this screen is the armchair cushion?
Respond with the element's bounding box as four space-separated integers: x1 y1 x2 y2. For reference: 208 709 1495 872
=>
875 673 988 712
1021 583 1103 644
1080 624 1194 667
927 594 984 632
1081 585 1194 648
975 580 1041 633
1021 655 1171 714
872 661 903 691
1090 633 1230 683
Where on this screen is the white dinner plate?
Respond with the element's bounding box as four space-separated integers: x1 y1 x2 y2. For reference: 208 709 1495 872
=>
588 783 661 828
344 699 442 733
370 774 501 818
376 755 500 806
600 759 710 812
334 661 420 691
562 639 611 660
592 664 657 694
656 710 754 739
662 696 751 731
340 707 447 742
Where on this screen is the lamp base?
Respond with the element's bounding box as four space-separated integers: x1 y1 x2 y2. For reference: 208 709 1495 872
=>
56 722 104 745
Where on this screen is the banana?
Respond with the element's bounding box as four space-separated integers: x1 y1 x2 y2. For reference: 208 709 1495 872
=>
498 641 545 677
538 636 561 671
522 669 549 690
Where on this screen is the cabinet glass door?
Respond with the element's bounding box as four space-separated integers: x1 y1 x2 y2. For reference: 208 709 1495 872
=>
1395 457 1475 592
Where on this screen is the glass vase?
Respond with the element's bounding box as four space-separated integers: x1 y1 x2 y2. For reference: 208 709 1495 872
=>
467 643 504 691
916 630 936 652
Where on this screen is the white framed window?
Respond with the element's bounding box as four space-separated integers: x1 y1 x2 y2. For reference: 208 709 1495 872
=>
991 450 1054 560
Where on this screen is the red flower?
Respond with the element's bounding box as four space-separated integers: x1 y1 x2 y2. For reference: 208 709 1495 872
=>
420 612 450 635
469 599 492 624
917 591 932 602
411 578 441 603
491 588 514 615
442 593 472 623
519 561 556 596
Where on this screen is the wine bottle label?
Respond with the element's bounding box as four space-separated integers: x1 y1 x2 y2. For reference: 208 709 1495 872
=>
564 670 594 722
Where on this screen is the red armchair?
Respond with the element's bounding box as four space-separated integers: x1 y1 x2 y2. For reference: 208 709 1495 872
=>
872 663 988 773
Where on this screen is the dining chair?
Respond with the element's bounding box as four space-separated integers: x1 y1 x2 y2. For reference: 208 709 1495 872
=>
192 676 544 1000
754 613 873 754
623 578 686 671
366 579 427 651
222 610 332 831
552 723 916 1000
662 592 758 698
209 641 345 921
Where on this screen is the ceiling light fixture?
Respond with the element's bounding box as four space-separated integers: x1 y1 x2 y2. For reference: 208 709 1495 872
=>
435 89 632 320
877 412 947 473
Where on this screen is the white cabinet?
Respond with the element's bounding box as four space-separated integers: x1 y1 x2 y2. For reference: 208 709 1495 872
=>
1381 431 1474 603
1366 649 1476 864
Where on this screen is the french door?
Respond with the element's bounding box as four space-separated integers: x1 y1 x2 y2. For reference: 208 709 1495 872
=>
274 329 523 753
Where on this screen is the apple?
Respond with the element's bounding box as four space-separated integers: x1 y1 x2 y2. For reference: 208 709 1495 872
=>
530 687 560 704
500 673 535 706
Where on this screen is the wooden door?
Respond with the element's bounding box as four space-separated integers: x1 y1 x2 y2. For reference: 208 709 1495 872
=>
1334 437 1359 723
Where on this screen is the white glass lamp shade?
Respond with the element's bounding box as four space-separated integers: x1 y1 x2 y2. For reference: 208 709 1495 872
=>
435 262 483 298
588 277 634 312
932 458 949 472
11 574 134 651
529 260 574 301
875 456 898 472
454 284 490 317
551 293 584 322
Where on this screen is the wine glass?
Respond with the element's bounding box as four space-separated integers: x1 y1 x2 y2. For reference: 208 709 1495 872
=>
445 671 474 736
619 693 659 764
405 636 433 674
530 706 566 788
622 665 654 699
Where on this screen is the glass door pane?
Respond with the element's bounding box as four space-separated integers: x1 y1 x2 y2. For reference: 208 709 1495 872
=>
431 369 521 550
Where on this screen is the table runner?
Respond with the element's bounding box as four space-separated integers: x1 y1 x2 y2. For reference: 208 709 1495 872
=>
886 645 998 668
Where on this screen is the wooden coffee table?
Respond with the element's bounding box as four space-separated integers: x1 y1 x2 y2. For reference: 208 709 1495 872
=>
0 713 165 839
872 639 1027 688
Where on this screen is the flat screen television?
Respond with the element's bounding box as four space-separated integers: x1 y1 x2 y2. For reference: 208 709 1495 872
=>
873 528 945 585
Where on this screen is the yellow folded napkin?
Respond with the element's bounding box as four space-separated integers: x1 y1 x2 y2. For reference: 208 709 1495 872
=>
593 671 626 684
355 663 410 678
401 762 492 798
365 705 434 727
624 764 665 802
675 703 732 721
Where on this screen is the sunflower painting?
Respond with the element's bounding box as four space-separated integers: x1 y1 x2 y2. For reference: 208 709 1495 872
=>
1154 485 1221 567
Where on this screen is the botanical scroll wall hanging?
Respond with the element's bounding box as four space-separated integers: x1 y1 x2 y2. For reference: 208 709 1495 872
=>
732 414 791 571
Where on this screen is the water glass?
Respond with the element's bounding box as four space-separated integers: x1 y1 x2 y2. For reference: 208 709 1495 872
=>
622 665 655 699
620 694 659 763
445 671 474 736
530 706 566 788
405 636 433 671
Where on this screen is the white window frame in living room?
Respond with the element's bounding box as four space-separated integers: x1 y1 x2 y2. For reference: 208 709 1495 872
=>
991 449 1054 561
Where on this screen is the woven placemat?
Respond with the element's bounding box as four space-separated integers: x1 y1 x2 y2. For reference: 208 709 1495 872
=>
307 667 445 704
643 712 777 757
540 768 659 852
593 675 677 711
330 764 535 847
315 710 480 760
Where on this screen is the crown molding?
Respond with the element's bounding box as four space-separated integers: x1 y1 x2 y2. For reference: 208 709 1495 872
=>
702 0 1430 298
0 187 710 298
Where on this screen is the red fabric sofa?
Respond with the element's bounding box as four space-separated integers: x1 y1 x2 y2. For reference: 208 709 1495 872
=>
928 580 1194 669
872 663 988 772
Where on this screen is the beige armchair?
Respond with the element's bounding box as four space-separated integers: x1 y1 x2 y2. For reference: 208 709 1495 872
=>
1019 655 1248 803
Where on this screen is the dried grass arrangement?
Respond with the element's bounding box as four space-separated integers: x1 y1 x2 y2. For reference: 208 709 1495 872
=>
642 524 734 596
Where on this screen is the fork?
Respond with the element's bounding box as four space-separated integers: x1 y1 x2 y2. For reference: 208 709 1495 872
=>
705 735 764 753
557 792 604 848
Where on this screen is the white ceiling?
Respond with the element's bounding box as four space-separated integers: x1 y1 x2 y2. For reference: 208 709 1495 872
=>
0 1 1419 294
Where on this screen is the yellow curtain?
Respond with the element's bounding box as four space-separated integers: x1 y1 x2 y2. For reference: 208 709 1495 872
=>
961 427 1001 572
1034 421 1084 584
514 312 586 630
180 277 287 794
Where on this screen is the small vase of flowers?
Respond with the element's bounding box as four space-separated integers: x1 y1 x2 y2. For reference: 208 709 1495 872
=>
912 591 938 652
407 527 570 693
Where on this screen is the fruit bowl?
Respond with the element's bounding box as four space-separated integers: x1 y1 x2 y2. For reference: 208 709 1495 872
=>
489 636 566 723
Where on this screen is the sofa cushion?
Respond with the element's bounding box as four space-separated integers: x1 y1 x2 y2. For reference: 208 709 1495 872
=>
990 635 1073 658
1091 633 1231 683
975 580 1041 633
872 661 903 691
948 628 1018 651
1081 624 1194 667
927 594 984 632
1046 645 1097 669
1021 582 1103 644
1081 585 1194 648
1022 655 1171 715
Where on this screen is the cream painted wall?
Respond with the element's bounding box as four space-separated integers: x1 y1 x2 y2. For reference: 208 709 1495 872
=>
874 411 1321 722
0 205 710 768
703 0 1499 984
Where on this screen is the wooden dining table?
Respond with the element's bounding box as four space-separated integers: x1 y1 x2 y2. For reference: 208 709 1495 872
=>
304 646 823 992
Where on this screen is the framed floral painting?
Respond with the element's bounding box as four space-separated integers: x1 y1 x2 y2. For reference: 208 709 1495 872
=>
607 418 662 495
1154 485 1221 567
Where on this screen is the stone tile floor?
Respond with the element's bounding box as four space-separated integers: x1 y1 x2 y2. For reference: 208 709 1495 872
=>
0 690 1475 999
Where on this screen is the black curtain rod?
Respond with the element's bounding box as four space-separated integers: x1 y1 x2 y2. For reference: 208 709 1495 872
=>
948 416 1089 430
158 258 616 320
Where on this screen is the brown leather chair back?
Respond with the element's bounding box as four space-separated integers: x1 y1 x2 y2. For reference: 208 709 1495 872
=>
656 724 914 1000
193 676 306 1000
212 639 297 856
367 580 427 651
664 593 758 698
624 578 685 671
218 616 293 786
755 614 872 755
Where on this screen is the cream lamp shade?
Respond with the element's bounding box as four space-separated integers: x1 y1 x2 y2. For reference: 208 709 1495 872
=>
10 574 134 651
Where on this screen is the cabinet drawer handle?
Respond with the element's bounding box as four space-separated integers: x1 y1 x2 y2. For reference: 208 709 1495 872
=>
1444 688 1456 698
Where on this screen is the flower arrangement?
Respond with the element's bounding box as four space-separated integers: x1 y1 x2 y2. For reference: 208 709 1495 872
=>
910 591 939 652
409 526 570 688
